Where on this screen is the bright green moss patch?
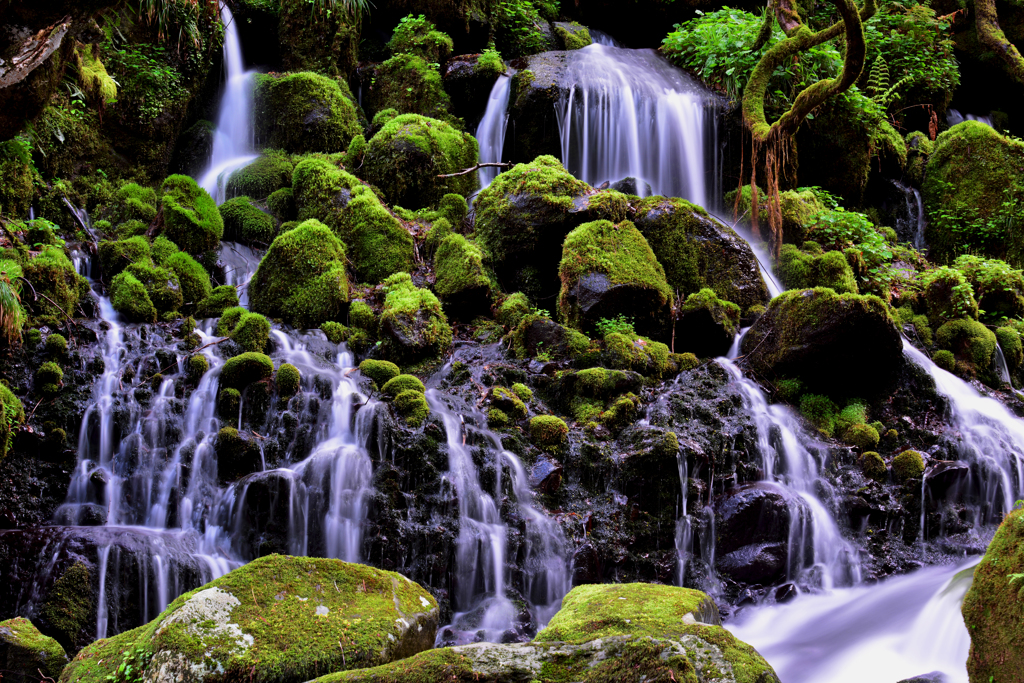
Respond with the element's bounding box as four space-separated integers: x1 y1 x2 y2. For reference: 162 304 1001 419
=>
45 332 67 356
394 389 430 427
529 415 568 448
253 72 361 154
497 293 530 328
359 360 400 386
844 423 880 450
218 309 271 353
554 21 592 50
923 266 979 329
166 251 212 309
349 300 375 330
187 354 209 383
220 196 276 245
892 449 925 481
933 348 956 372
387 13 453 63
276 363 301 397
227 151 294 199
125 260 183 314
778 243 858 294
0 617 67 680
936 318 996 368
434 234 490 316
859 451 886 481
23 246 88 326
382 374 425 397
268 187 296 222
161 175 224 255
220 352 274 390
250 219 350 328
41 562 92 649
196 285 240 319
111 181 159 226
367 54 451 121
379 272 452 362
110 271 157 323
997 326 1023 371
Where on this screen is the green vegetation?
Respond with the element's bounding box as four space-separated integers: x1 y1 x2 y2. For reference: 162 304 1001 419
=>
161 175 224 254
381 374 426 397
529 415 568 449
359 360 400 387
388 14 453 63
217 308 271 353
220 352 275 391
379 272 452 362
220 197 276 245
253 72 361 154
277 363 301 397
367 54 451 121
892 449 925 481
41 562 92 649
227 152 294 199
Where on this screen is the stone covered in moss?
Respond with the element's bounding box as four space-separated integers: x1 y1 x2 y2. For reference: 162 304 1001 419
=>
22 246 88 326
394 389 430 427
220 196 276 245
363 113 478 209
292 159 414 284
508 314 590 360
553 21 592 49
936 318 996 369
196 285 240 319
434 233 491 321
633 196 769 312
125 260 183 314
220 352 275 391
529 415 568 449
953 255 1024 321
892 449 925 481
0 617 67 681
218 388 242 418
845 423 880 450
226 152 294 199
348 300 375 330
923 266 979 329
379 272 452 363
727 185 826 246
859 451 886 481
163 251 211 311
998 326 1023 371
254 72 361 154
777 244 858 294
160 175 224 255
250 219 350 328
359 360 400 387
0 140 33 218
497 292 530 329
267 187 297 222
44 332 67 356
740 288 903 397
218 308 272 353
381 374 426 397
98 236 151 277
602 332 671 378
187 354 209 383
110 271 158 323
216 426 262 483
366 54 451 121
276 363 301 397
59 555 439 683
110 182 159 226
676 288 741 358
558 219 673 338
474 156 591 298
278 0 361 78
0 384 23 461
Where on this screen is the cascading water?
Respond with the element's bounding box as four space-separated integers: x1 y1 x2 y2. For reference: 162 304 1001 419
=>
198 5 258 205
476 71 515 189
555 43 718 205
891 179 927 249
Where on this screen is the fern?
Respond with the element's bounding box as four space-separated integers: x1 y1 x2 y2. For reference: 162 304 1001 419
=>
867 57 890 102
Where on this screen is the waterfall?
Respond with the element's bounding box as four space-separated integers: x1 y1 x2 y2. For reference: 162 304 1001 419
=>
891 180 927 249
198 4 258 205
947 108 992 128
476 71 514 189
555 43 718 206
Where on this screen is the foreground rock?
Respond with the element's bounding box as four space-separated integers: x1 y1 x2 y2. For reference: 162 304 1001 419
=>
740 288 903 397
59 555 438 683
0 617 68 683
314 584 778 683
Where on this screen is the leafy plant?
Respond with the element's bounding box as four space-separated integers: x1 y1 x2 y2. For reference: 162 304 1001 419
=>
595 315 635 337
0 273 25 346
494 0 546 58
304 0 372 20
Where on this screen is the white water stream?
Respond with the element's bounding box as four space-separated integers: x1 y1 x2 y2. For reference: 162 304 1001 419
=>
476 71 514 189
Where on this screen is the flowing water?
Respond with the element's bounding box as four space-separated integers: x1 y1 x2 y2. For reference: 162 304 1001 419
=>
198 5 258 205
476 71 514 189
891 179 927 249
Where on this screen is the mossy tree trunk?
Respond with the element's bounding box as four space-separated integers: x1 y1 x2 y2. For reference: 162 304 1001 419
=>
974 0 1024 86
740 0 877 257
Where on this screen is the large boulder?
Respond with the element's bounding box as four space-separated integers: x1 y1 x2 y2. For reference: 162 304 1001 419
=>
923 121 1024 266
364 54 451 120
676 288 741 358
443 54 505 121
379 272 453 363
434 234 492 321
249 219 350 328
160 175 224 255
963 507 1024 682
632 196 769 313
316 583 779 683
739 288 903 398
253 72 361 154
363 114 479 208
59 555 438 683
0 617 67 683
557 219 672 338
507 53 569 162
292 158 414 283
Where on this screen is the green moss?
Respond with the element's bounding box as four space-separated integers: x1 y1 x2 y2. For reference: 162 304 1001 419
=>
997 326 1023 371
221 310 271 353
21 245 86 326
165 251 212 310
423 218 452 256
267 187 297 222
602 332 671 378
218 387 241 418
161 175 224 254
800 393 839 437
111 181 159 226
380 272 452 361
359 360 400 387
497 292 530 328
512 382 532 402
196 285 240 319
434 234 490 303
125 260 183 314
220 197 276 245
674 352 700 372
394 389 430 427
363 114 478 209
110 271 157 323
932 348 956 372
226 151 294 199
438 193 468 226
554 22 592 50
253 72 361 154
845 423 880 450
892 449 925 481
529 415 568 448
387 14 454 62
558 219 672 333
953 255 1024 321
23 328 40 349
37 361 63 388
488 408 510 428
115 219 149 239
923 265 979 328
220 352 275 390
45 333 67 356
150 235 179 265
187 354 209 383
0 616 67 679
778 243 859 294
491 386 527 420
859 451 886 481
382 374 426 396
367 54 451 121
775 378 803 403
678 287 741 350
250 219 350 328
276 363 301 397
936 318 997 368
905 131 933 187
372 108 399 129
0 140 34 218
0 383 23 460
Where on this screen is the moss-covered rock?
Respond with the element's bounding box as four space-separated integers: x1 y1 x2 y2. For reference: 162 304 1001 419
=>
366 54 451 121
253 72 361 154
151 236 179 265
844 423 880 450
777 243 859 294
218 388 242 419
727 186 825 246
953 255 1024 322
349 300 375 330
0 617 67 682
216 426 262 483
998 326 1023 372
278 0 361 78
276 363 301 397
394 389 430 427
218 308 272 353
359 359 400 387
267 187 297 222
387 13 454 62
110 271 158 323
22 246 88 326
936 318 997 370
196 285 240 319
110 182 159 227
859 451 886 481
363 114 478 209
125 260 183 314
602 332 671 378
220 352 275 391
381 374 426 397
507 314 590 360
923 265 979 329
40 561 93 650
160 175 224 255
633 196 769 312
379 272 452 363
553 21 592 49
187 354 210 383
0 383 23 461
44 332 67 356
558 219 672 339
923 121 1024 265
0 140 34 218
740 288 903 398
496 292 530 329
226 152 294 200
250 219 350 328
892 449 925 481
434 233 491 320
292 159 414 284
676 288 741 358
220 197 276 245
165 251 212 310
529 415 568 449
98 236 151 278
59 555 438 683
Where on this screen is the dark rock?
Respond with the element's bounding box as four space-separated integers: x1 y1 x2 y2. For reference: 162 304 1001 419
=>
170 119 215 177
561 271 671 339
717 542 788 584
774 582 798 603
528 454 563 494
715 483 808 558
925 460 970 497
897 673 949 683
507 52 569 162
610 176 653 196
0 617 67 683
442 55 502 123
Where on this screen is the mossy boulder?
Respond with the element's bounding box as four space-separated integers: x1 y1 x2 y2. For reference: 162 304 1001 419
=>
250 219 350 328
923 121 1024 266
923 266 979 329
0 617 67 682
110 182 159 226
963 507 1024 682
218 308 272 353
226 152 294 200
253 72 361 154
936 318 997 370
363 114 479 209
359 359 400 387
859 451 886 481
676 288 741 358
220 352 275 391
394 389 430 427
22 246 88 326
558 219 673 339
0 384 23 461
366 53 451 121
507 314 591 360
496 292 530 328
892 449 925 481
0 140 34 218
529 415 568 449
166 251 212 310
267 188 297 222
196 285 240 319
740 288 903 397
727 186 825 246
125 261 183 314
292 159 414 284
434 233 491 321
953 255 1024 322
379 272 452 363
110 271 158 323
220 197 276 245
777 243 858 295
216 426 262 483
278 0 361 77
59 555 439 683
632 196 769 312
276 363 301 397
160 175 224 255
554 21 592 49
98 236 151 278
474 155 591 299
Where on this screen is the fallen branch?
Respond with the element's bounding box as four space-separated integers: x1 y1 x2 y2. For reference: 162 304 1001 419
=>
437 162 512 178
17 277 79 328
0 16 71 89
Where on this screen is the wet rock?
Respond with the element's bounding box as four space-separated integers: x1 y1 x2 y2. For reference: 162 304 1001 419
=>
0 617 67 683
507 52 569 162
442 55 503 122
611 176 653 196
717 542 788 585
774 582 798 603
570 543 601 584
924 460 970 497
897 673 949 683
715 483 808 560
528 454 563 494
60 555 438 683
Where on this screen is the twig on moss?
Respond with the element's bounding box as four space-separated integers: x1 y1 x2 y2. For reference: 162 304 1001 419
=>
437 162 512 178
